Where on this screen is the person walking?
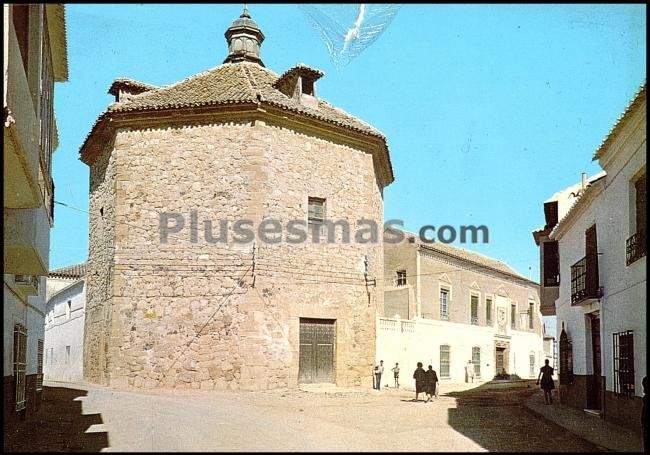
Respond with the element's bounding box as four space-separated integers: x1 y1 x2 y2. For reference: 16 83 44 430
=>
392 362 400 388
466 360 475 383
413 362 426 401
374 360 384 390
424 365 439 402
536 359 555 404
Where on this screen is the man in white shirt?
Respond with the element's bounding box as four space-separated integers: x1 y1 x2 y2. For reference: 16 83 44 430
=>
374 360 384 390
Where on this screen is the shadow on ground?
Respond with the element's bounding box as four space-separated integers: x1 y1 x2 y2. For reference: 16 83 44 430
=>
446 380 604 452
4 386 109 452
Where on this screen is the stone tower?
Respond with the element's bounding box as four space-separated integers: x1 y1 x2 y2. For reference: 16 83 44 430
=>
80 8 394 390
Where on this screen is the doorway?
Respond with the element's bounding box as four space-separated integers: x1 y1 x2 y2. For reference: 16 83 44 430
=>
587 313 602 410
298 318 336 384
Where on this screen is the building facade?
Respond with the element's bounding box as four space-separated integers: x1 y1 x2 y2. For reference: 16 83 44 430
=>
44 263 87 383
379 231 544 384
3 3 68 435
79 9 393 391
541 83 646 432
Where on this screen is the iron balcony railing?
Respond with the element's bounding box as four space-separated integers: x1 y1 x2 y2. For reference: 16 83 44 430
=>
571 255 602 304
626 230 646 266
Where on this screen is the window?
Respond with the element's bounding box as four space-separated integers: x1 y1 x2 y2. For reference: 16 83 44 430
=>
472 347 481 378
396 270 406 286
307 197 325 224
542 241 560 286
528 302 534 329
67 300 72 320
37 339 44 391
50 347 54 366
510 304 517 329
529 352 536 378
65 346 71 365
613 331 635 397
635 173 646 235
440 288 449 320
13 324 27 411
486 298 492 325
470 295 479 325
440 345 450 378
627 172 647 265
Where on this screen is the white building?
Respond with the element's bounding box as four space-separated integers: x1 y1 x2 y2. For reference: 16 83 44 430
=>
44 263 86 382
379 230 544 385
3 4 68 431
541 83 646 433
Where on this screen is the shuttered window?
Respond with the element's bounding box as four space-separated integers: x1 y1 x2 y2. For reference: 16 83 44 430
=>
470 295 479 325
307 197 325 224
485 298 492 325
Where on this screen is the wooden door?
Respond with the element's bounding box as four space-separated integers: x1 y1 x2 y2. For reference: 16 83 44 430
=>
496 348 505 375
298 319 335 383
587 314 602 410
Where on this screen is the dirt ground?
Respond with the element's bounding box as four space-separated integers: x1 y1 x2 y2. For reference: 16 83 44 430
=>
4 380 602 452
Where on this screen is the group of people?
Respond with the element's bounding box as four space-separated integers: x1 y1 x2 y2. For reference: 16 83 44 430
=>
373 360 439 401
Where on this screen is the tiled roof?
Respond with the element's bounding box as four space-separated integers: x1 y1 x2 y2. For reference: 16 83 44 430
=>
392 229 536 284
108 78 158 96
549 173 607 240
593 82 646 161
49 262 86 279
105 62 385 138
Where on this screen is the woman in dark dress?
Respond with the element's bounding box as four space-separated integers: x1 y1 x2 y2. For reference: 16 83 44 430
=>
536 359 555 404
413 362 426 401
424 365 439 402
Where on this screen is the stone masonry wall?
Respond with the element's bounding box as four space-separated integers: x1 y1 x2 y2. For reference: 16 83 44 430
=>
84 137 117 384
87 119 384 390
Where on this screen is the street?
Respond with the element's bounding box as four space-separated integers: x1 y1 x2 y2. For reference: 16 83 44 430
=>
5 380 602 452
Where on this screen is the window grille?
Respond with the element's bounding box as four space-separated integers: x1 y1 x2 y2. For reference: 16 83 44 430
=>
528 302 534 329
440 288 449 320
14 324 27 411
529 352 535 378
440 345 450 378
510 304 516 329
36 339 44 391
559 326 574 385
613 331 635 398
472 347 481 378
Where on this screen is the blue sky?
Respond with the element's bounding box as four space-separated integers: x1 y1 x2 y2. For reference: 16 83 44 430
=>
51 3 646 286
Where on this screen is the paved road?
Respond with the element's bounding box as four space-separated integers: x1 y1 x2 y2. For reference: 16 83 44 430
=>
6 380 602 452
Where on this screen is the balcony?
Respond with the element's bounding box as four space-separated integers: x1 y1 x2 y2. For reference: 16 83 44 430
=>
4 206 50 276
4 21 42 209
626 231 646 266
571 255 603 305
14 275 39 297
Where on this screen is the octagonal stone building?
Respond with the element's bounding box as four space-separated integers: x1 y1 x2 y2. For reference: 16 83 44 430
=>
80 9 394 390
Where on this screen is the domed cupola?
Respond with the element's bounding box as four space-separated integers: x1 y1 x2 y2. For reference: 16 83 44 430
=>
223 7 265 66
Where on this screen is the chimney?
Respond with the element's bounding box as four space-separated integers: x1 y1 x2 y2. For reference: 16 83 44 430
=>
581 172 587 193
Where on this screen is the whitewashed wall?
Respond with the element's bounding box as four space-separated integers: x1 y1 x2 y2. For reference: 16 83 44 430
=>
376 316 544 386
43 280 86 382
